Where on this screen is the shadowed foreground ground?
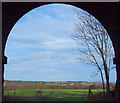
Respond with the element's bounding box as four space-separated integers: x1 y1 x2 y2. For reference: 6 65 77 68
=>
3 94 119 102
3 96 62 101
86 91 119 101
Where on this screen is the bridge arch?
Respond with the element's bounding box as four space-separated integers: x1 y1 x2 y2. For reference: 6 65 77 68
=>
2 2 120 99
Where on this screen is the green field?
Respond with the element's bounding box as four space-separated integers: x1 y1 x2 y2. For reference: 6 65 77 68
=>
4 89 102 101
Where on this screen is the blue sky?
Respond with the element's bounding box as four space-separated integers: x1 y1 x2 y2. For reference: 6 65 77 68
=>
4 4 116 82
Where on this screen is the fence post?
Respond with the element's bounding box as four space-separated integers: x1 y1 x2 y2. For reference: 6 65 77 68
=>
88 89 93 96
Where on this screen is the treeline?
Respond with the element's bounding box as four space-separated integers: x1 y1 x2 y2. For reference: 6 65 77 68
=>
3 81 115 91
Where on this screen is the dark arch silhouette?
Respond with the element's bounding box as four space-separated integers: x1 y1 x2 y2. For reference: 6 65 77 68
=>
2 2 120 100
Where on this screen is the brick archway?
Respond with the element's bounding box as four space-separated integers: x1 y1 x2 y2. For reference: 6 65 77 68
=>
2 2 120 99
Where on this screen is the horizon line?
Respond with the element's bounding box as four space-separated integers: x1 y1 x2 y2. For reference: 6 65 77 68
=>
4 79 116 83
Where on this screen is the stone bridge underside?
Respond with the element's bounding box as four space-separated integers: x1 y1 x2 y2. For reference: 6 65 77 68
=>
2 2 120 99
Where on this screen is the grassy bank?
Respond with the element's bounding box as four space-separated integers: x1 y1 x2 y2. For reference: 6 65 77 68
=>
4 89 102 101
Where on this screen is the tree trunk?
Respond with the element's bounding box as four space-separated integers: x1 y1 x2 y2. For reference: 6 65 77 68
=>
99 69 105 92
104 68 110 92
103 61 110 92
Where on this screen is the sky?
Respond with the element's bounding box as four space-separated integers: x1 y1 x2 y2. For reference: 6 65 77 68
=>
4 4 116 82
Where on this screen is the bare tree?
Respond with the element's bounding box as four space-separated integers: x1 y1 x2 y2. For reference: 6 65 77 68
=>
72 9 115 92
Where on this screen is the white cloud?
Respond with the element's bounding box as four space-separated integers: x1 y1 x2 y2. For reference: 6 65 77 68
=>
42 38 76 49
5 50 80 75
6 6 76 54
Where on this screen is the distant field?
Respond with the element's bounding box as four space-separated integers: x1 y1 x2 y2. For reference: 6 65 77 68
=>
4 89 102 101
3 80 115 101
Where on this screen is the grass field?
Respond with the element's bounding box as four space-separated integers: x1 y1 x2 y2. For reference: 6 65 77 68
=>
4 89 102 101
